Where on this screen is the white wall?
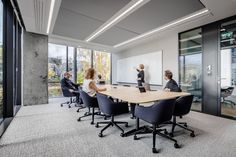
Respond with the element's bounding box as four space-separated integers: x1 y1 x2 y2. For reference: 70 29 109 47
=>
112 33 179 89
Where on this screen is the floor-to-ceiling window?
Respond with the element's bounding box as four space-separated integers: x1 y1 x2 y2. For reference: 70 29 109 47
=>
0 0 3 123
220 20 236 118
179 28 202 111
77 48 92 84
93 50 111 83
48 43 67 97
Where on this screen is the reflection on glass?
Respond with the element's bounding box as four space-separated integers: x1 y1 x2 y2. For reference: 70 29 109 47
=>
48 43 67 97
93 51 111 83
0 1 3 122
220 48 236 117
179 28 202 111
68 47 75 81
77 48 92 84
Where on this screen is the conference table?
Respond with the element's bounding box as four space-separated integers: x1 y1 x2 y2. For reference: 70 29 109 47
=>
99 85 190 137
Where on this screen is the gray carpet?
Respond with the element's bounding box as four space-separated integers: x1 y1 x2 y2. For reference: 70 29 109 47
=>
0 98 236 157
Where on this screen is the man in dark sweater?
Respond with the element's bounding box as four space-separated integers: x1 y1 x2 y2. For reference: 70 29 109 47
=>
61 72 81 103
164 70 182 92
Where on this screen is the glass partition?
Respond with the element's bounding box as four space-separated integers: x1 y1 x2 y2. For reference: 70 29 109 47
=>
220 20 236 118
179 28 202 111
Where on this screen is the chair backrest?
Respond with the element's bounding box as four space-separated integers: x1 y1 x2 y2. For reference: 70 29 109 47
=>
61 85 74 97
79 90 97 108
96 93 115 115
173 95 194 116
151 99 176 124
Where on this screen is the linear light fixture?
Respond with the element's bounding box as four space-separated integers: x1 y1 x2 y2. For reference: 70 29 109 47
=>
47 0 56 34
85 0 144 42
114 8 210 48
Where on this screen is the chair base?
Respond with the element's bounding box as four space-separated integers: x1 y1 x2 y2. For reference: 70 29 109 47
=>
77 108 105 125
61 97 79 108
133 125 180 153
96 116 128 137
170 116 195 137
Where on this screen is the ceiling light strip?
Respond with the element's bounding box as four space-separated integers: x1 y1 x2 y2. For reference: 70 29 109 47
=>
114 8 209 48
85 0 144 42
47 0 55 34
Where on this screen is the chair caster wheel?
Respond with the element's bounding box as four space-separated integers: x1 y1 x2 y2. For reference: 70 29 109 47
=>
77 110 79 113
190 132 195 137
125 123 128 127
133 135 139 140
60 104 63 107
68 105 71 108
120 133 125 137
98 133 103 137
164 130 168 135
95 124 99 128
174 143 180 149
77 118 81 121
169 133 174 137
104 117 107 120
152 148 158 153
91 121 94 125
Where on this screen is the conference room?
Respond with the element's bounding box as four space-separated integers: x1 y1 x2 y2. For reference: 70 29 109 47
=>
1 0 236 156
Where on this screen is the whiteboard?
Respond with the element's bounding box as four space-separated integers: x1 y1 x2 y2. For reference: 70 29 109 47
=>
117 51 163 85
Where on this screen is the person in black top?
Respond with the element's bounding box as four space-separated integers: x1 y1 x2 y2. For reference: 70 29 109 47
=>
136 64 145 86
61 72 81 103
164 70 182 92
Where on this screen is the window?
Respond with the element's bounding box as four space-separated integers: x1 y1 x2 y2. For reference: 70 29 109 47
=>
77 48 92 84
48 43 67 97
68 46 75 81
0 0 3 122
179 28 202 111
93 50 111 83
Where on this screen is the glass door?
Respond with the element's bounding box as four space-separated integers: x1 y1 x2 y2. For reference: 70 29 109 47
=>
220 20 236 118
179 28 203 111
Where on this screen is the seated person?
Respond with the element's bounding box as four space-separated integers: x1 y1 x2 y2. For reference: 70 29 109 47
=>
61 72 80 103
83 68 106 97
164 70 182 92
96 74 106 84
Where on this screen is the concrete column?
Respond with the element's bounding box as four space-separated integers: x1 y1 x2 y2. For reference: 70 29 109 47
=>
23 31 48 105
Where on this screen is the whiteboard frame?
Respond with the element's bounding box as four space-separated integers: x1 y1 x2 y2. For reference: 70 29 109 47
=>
116 51 163 86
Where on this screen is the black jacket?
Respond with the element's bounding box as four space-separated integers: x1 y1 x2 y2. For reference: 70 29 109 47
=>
61 77 78 91
137 69 145 86
164 79 182 92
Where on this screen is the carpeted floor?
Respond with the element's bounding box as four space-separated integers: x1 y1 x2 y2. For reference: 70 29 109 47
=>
0 98 236 157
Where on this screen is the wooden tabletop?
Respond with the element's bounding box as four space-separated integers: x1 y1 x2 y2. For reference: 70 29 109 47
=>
98 85 190 104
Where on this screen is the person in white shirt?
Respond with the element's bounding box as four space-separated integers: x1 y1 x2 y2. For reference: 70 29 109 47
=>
83 68 106 97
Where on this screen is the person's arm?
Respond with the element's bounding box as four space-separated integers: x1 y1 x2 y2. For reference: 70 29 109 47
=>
61 79 74 93
89 81 106 92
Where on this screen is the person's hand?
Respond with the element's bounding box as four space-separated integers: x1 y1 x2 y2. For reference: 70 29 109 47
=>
69 89 74 93
164 88 170 92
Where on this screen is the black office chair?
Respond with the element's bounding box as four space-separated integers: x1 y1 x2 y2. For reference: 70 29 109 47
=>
134 99 179 153
60 86 77 108
169 95 195 137
77 90 104 125
95 93 129 137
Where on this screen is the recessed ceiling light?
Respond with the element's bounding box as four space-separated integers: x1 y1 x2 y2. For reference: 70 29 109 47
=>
47 0 56 34
85 0 145 42
114 8 210 48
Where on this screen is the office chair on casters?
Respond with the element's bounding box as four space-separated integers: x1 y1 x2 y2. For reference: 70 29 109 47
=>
60 86 77 108
169 95 195 138
77 90 105 125
134 99 179 153
95 93 129 137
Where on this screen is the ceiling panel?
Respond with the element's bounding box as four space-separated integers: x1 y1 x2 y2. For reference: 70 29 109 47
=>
93 27 138 46
53 8 104 40
60 0 131 22
116 0 205 34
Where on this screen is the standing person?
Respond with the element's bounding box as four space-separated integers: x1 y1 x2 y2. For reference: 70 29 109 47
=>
83 68 106 97
164 70 182 92
136 64 145 86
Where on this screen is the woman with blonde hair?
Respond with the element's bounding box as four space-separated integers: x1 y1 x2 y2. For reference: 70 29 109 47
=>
83 68 106 97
